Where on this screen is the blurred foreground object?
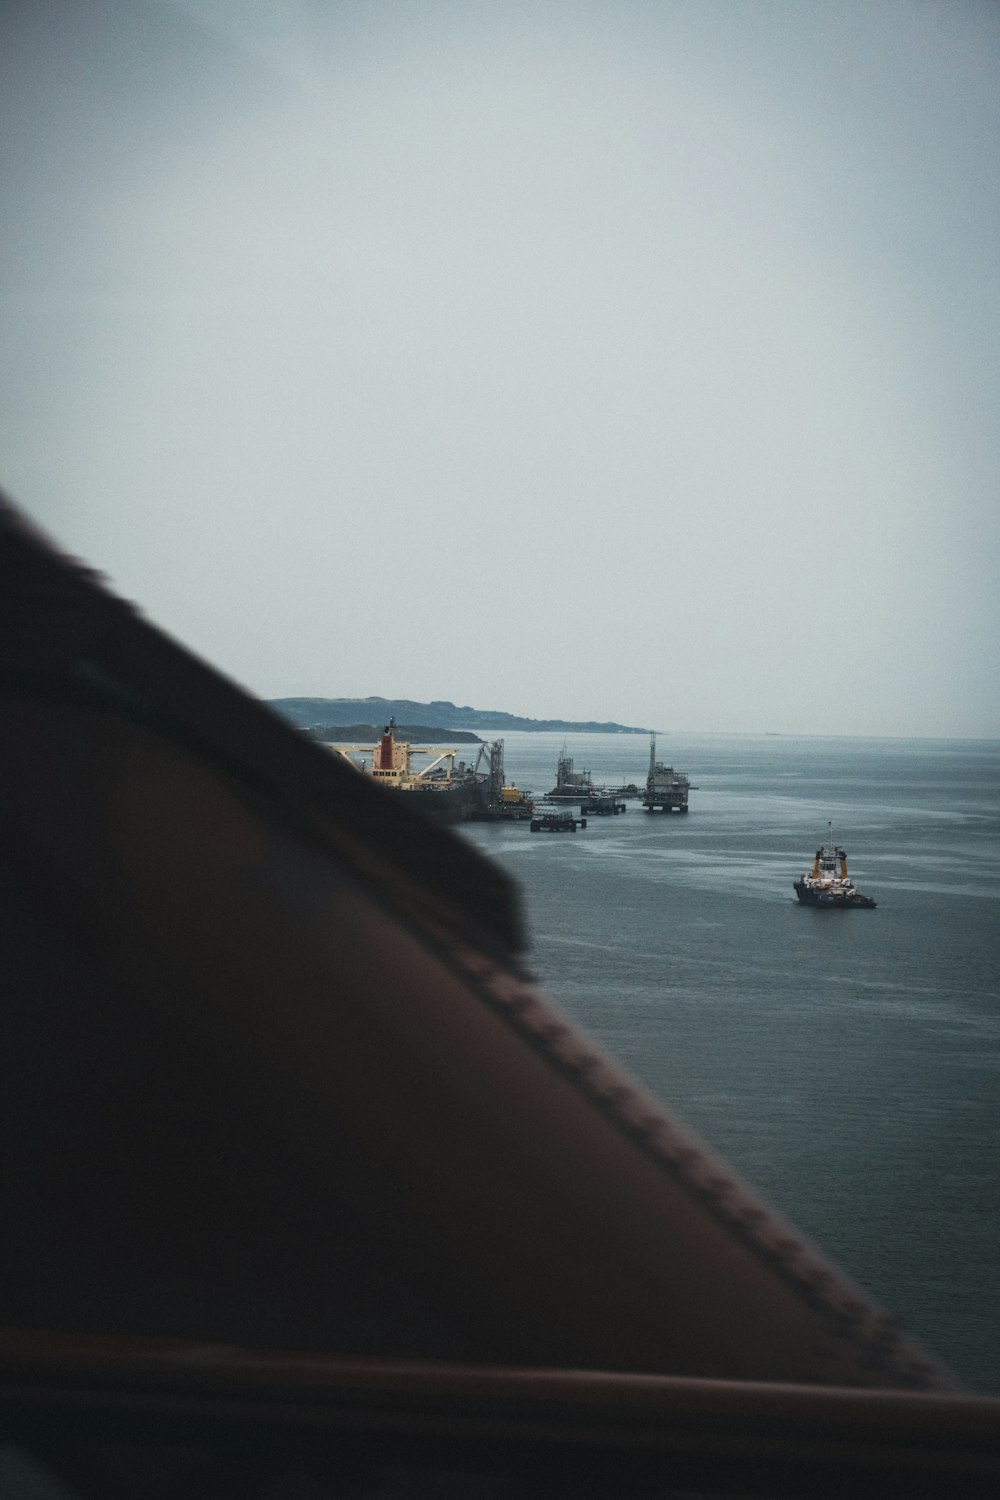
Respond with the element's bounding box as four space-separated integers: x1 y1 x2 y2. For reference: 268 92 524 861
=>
1 494 997 1496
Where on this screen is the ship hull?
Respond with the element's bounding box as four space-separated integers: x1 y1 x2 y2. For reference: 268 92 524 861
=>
794 881 876 909
393 780 487 824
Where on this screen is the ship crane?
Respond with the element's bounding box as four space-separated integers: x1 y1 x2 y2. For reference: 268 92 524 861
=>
331 718 459 786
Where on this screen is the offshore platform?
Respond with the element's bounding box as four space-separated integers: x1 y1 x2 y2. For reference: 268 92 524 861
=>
642 734 692 813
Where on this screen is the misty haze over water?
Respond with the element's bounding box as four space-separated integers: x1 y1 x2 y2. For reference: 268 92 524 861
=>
3 1 999 737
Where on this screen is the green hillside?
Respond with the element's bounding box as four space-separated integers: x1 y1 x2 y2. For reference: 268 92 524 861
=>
271 696 650 735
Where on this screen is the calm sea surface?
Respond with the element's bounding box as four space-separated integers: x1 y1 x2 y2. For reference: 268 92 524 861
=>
458 732 1000 1393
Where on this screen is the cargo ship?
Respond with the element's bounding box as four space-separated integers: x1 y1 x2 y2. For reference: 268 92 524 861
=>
794 826 877 908
330 718 487 822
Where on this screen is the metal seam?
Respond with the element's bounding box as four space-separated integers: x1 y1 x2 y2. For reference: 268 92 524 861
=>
444 938 943 1391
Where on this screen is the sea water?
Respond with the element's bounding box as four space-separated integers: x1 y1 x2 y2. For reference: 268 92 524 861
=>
459 732 1000 1392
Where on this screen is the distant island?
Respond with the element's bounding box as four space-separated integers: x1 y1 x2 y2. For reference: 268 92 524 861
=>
270 696 651 736
302 722 483 745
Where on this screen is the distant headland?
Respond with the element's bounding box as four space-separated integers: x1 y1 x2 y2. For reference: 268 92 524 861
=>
269 696 651 737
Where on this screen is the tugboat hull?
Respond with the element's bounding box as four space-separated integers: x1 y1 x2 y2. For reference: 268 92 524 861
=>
794 881 876 909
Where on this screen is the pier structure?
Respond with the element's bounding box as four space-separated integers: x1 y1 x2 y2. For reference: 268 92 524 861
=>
530 807 587 832
471 739 535 822
580 795 627 816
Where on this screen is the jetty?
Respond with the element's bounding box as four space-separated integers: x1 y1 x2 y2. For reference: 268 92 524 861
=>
530 807 587 832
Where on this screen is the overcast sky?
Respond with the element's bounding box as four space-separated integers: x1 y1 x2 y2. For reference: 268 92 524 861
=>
3 0 998 736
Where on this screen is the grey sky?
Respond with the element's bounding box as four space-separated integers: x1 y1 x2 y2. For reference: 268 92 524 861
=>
3 0 998 736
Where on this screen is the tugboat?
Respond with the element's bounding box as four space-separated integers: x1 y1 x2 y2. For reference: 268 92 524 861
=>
794 825 877 908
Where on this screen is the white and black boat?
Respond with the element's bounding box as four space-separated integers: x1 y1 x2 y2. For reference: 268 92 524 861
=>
794 824 877 908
